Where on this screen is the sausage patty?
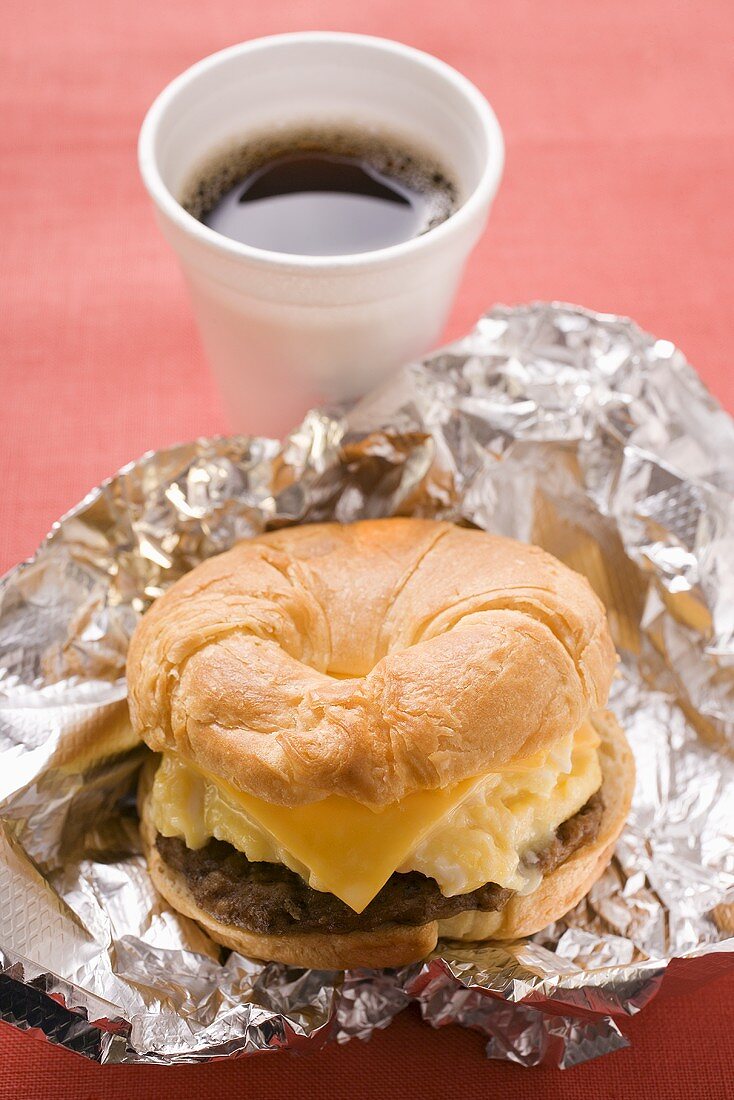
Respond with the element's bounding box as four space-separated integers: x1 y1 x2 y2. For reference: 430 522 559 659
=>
155 793 603 936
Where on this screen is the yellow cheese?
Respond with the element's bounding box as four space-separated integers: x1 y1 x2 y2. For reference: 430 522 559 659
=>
150 723 601 914
152 755 481 912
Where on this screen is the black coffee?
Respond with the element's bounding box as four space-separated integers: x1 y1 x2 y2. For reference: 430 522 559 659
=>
182 127 458 256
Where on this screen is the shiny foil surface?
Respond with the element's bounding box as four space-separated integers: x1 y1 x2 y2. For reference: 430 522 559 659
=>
0 302 732 1067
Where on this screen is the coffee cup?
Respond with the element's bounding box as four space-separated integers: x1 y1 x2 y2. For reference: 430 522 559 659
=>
139 32 504 435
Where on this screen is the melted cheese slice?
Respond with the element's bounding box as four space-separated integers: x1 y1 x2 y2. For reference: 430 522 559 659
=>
150 723 601 913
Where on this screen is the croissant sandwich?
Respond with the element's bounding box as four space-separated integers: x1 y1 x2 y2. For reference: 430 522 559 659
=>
128 518 634 968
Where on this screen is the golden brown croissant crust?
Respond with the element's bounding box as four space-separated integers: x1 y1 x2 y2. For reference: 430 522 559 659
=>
127 517 617 806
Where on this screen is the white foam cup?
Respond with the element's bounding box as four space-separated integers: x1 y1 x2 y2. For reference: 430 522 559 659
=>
139 33 504 434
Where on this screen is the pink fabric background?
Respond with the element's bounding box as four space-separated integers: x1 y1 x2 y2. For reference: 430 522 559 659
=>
1 0 733 1094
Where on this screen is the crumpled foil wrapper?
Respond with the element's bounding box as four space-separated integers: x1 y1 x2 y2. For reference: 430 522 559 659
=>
1 302 732 1068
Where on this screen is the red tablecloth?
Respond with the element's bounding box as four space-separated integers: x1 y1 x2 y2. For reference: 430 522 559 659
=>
1 0 733 1095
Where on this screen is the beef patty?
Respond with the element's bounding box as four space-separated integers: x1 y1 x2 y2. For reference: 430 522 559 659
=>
156 793 603 936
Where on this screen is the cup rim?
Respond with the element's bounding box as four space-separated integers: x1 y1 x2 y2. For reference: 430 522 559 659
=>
138 31 504 272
